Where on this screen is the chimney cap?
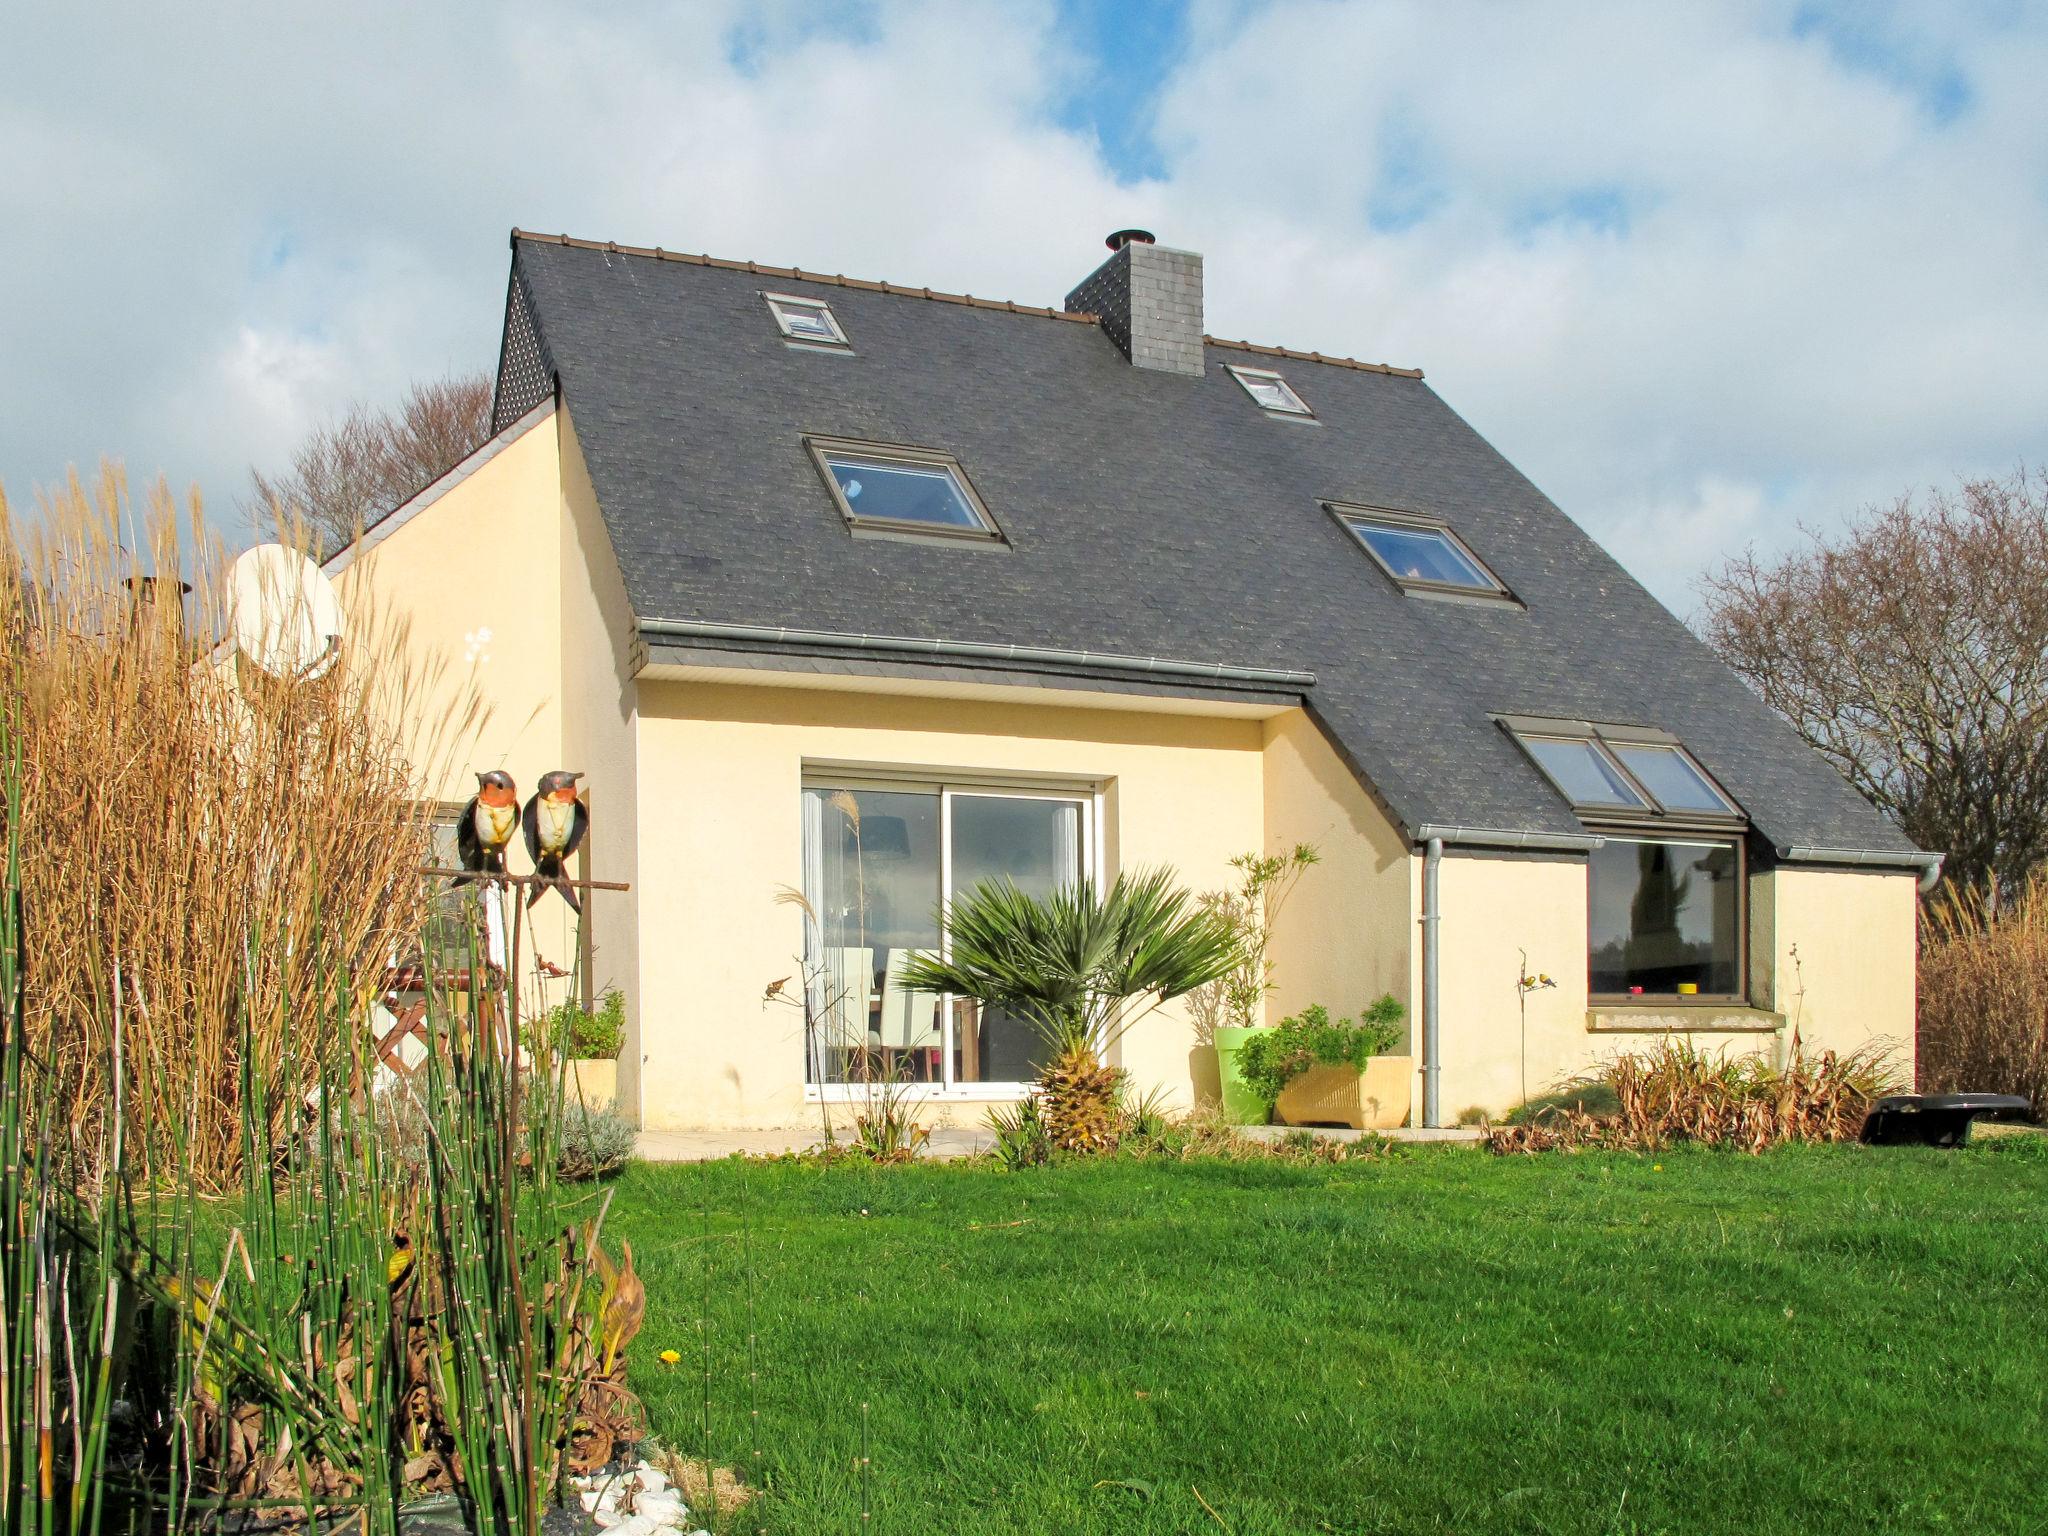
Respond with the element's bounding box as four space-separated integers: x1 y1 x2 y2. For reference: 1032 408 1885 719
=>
1105 228 1156 252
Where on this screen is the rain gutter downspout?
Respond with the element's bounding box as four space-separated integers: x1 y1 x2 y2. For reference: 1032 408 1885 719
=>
1422 837 1442 1130
635 617 1317 690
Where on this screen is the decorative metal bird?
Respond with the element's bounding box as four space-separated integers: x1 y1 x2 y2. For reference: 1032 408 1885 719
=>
455 769 520 885
521 770 589 912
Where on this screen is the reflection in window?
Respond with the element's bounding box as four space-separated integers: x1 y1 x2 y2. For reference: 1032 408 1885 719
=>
1334 509 1509 596
764 292 849 346
1226 365 1313 416
801 785 1085 1087
1589 837 1740 998
1610 743 1736 814
1522 736 1649 810
813 445 1000 540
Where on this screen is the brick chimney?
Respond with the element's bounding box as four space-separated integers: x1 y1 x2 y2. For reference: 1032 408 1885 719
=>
1064 229 1204 377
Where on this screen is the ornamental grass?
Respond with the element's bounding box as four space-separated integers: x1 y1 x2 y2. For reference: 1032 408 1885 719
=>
0 465 484 1191
1919 874 2048 1115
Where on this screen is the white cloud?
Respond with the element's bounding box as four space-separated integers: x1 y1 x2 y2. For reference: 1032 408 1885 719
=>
2 0 2045 614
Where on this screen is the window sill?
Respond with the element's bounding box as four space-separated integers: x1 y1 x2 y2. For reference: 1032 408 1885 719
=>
1586 1005 1785 1035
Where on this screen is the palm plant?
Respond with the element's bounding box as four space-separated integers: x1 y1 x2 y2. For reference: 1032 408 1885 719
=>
900 868 1236 1152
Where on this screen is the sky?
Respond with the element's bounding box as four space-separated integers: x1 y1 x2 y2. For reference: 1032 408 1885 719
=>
4 0 2045 614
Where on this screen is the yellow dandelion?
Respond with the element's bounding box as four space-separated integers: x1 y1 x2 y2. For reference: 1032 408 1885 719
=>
658 1348 681 1366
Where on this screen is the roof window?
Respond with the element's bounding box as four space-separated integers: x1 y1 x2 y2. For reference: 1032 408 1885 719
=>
1501 718 1741 821
765 292 850 348
805 438 1003 544
1330 504 1511 599
1227 364 1313 417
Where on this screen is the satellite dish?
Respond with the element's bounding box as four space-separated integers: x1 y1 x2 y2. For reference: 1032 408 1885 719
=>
228 544 344 685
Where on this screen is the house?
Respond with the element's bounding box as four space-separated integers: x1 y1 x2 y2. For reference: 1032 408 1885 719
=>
334 227 1935 1130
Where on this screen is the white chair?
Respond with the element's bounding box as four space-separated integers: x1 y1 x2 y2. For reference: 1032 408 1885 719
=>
820 946 877 1051
879 949 942 1052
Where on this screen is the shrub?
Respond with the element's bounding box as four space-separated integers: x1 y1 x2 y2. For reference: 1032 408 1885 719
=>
536 984 627 1059
1486 1038 1900 1154
555 1099 639 1180
1919 876 2048 1116
986 1095 1054 1170
1236 997 1405 1109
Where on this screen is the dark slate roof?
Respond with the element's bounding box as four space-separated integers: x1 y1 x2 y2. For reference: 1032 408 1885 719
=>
506 232 1918 860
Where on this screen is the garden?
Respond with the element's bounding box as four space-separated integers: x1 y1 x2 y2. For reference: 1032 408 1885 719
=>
6 475 2047 1535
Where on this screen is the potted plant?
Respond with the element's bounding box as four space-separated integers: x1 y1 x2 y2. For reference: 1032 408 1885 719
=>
1237 997 1411 1130
1187 844 1319 1124
540 985 626 1109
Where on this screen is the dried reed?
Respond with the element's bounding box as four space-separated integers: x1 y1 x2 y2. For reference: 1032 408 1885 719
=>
1486 1037 1900 1155
0 465 486 1189
1919 875 2048 1115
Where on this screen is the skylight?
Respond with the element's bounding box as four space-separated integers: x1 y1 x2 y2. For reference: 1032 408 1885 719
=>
1226 365 1312 417
1503 719 1741 821
806 438 1002 543
765 292 849 348
1329 505 1511 598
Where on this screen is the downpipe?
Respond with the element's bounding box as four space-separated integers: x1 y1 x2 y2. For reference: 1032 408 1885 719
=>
1422 836 1443 1130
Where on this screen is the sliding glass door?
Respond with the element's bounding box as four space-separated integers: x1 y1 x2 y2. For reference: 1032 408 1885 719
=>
801 779 1091 1092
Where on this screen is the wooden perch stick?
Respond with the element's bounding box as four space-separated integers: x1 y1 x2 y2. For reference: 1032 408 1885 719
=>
418 866 633 892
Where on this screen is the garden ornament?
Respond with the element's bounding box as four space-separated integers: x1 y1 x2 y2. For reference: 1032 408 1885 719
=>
522 769 589 911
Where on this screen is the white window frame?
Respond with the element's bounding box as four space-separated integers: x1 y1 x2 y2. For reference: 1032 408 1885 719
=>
801 770 1105 1103
1226 364 1315 418
763 291 851 348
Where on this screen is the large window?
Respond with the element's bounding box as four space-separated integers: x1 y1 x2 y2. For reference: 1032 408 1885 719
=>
1589 837 1742 1000
801 779 1090 1091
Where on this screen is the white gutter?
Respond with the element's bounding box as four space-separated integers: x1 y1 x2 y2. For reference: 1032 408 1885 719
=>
637 617 1317 690
1777 844 1945 892
1413 823 1607 853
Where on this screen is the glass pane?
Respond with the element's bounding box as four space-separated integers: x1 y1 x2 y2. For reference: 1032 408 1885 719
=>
948 795 1083 1084
779 303 836 338
1523 736 1648 808
1589 839 1741 997
802 787 942 1085
826 455 987 531
1244 374 1307 413
1353 523 1495 589
1613 744 1734 814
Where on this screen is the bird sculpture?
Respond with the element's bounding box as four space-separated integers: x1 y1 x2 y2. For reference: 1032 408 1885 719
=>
522 770 589 912
456 769 520 884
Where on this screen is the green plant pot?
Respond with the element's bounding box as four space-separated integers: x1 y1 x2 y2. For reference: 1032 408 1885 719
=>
1213 1026 1271 1125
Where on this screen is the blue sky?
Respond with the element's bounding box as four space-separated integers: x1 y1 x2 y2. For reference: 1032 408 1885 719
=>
3 0 2044 613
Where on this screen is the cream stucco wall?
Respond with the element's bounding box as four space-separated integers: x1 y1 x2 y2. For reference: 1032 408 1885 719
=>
1259 710 1414 1035
1430 849 1921 1118
629 680 1267 1130
331 403 628 1022
1764 866 1918 1079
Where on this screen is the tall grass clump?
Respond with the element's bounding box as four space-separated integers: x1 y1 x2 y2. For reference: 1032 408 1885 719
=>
1920 875 2048 1114
0 465 485 1189
1488 1037 1900 1154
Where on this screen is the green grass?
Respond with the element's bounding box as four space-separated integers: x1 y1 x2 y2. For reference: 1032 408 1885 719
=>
601 1137 2048 1535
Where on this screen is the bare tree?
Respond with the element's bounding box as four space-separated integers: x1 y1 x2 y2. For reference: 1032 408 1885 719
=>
246 373 493 556
1697 470 2048 898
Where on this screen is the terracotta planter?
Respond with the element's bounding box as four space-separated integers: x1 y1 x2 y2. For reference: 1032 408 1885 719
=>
568 1058 617 1109
1274 1055 1413 1130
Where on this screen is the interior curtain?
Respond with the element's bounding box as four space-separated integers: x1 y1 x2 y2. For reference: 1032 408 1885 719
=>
1055 800 1081 889
800 788 827 1083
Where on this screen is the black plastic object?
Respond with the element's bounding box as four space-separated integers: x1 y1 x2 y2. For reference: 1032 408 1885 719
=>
1859 1092 2033 1147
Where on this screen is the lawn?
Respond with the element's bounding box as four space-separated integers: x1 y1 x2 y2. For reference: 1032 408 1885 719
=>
600 1136 2048 1535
